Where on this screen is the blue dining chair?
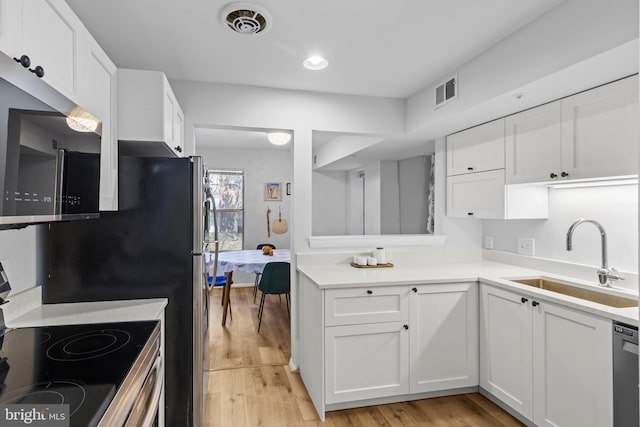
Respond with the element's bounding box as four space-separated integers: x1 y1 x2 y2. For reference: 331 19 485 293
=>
257 262 290 332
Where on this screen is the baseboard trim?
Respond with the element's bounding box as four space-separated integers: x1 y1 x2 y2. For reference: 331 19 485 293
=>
478 387 535 427
325 386 478 412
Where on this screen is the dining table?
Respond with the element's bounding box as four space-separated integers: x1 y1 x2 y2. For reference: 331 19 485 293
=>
207 249 291 325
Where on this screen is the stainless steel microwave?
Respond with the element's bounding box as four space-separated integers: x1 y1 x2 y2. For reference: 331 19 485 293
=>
0 58 102 228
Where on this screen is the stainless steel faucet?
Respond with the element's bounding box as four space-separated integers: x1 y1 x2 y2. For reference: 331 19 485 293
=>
566 218 624 287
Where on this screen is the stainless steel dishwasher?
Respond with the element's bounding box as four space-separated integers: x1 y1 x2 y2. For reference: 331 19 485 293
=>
613 322 638 427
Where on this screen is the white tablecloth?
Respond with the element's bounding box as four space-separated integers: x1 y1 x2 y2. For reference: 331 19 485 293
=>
205 249 291 276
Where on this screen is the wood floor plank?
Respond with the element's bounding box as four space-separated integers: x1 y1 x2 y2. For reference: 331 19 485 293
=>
205 286 524 427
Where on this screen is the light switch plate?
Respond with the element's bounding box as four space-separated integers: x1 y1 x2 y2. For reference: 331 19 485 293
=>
484 236 493 250
517 238 535 256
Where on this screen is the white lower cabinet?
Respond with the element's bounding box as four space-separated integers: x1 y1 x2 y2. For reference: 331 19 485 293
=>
325 321 409 404
409 283 478 393
480 284 613 427
324 282 478 405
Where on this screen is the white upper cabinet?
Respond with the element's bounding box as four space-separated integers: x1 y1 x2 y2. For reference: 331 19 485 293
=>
505 101 562 184
447 170 505 219
118 69 185 157
79 33 117 211
0 0 84 101
446 118 505 176
561 75 638 180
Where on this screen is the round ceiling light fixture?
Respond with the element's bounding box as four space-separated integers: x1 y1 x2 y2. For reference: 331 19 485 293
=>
303 56 329 71
220 3 271 35
66 107 99 133
267 132 291 145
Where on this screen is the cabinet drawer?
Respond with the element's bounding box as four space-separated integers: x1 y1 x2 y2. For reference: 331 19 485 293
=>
325 286 409 326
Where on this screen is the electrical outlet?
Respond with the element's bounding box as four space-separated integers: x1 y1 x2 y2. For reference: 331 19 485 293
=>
517 238 535 256
484 236 494 250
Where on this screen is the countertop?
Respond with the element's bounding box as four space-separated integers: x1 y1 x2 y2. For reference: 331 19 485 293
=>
297 260 639 326
7 298 168 328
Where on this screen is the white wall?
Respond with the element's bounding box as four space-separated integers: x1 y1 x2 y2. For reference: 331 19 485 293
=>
380 161 400 234
196 145 293 283
483 184 638 273
196 146 292 251
312 171 348 236
406 0 639 140
363 161 381 235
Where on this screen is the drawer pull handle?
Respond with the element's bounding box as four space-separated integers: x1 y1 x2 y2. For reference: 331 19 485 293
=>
29 65 45 78
412 287 418 293
532 301 540 307
467 167 474 171
14 55 30 68
550 172 558 179
366 290 373 295
561 171 569 178
521 297 528 304
467 212 474 216
403 324 409 330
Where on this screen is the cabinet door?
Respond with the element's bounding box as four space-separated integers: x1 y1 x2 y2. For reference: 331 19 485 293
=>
0 1 21 56
446 118 505 176
325 322 409 404
163 87 176 149
446 169 505 219
20 0 83 100
506 101 562 184
561 75 639 180
174 107 185 156
409 283 478 394
532 301 613 427
80 34 117 211
479 284 533 420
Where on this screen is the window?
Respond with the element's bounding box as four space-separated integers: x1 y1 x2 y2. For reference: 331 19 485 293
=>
207 170 244 251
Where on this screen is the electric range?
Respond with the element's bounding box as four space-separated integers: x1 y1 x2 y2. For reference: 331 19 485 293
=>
0 321 161 427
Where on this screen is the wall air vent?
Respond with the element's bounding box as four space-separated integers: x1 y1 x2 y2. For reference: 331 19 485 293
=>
220 3 271 35
434 74 458 109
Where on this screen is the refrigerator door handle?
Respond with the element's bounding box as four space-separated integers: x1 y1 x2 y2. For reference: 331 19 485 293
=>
191 156 204 255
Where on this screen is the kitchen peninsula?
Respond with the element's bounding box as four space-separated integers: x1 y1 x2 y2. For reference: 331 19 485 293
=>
297 250 638 426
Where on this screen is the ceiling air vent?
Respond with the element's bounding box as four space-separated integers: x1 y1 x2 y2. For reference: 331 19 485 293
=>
434 74 458 109
220 3 271 35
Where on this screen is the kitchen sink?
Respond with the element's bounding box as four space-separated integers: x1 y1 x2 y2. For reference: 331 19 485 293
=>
511 277 638 308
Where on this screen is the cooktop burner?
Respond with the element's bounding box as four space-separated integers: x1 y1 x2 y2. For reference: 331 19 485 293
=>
0 321 158 427
47 329 132 361
0 380 86 415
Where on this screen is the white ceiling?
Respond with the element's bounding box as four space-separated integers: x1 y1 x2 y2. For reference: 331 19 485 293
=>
66 0 565 98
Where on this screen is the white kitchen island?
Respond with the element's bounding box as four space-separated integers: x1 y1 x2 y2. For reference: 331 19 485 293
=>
297 254 638 426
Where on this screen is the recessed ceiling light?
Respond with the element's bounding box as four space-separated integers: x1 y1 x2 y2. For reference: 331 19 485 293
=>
267 132 291 145
303 56 328 71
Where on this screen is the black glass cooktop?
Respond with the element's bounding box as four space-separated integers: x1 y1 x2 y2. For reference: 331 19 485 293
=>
0 321 159 427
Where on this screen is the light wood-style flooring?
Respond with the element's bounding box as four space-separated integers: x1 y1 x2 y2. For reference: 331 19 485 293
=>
205 286 523 427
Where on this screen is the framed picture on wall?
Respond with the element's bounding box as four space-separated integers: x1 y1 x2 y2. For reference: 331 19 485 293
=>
264 182 281 201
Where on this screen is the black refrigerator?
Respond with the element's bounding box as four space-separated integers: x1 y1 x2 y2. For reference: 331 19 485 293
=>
44 155 208 427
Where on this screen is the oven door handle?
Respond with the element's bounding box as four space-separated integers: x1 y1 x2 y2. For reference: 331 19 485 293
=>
124 356 164 427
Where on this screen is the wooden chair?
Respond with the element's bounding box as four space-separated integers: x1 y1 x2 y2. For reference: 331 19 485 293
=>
257 262 290 332
254 244 276 302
